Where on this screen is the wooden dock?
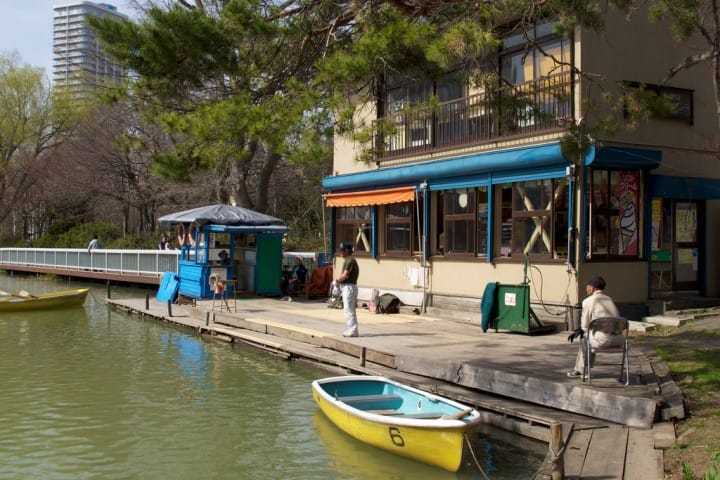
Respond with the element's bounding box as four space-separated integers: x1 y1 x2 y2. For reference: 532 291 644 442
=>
107 295 679 479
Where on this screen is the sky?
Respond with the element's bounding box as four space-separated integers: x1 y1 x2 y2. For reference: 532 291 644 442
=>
0 0 135 76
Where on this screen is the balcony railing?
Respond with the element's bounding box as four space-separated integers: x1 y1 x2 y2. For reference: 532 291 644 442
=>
376 72 572 162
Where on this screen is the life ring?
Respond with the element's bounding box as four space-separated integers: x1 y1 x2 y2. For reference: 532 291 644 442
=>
188 223 198 246
177 224 187 246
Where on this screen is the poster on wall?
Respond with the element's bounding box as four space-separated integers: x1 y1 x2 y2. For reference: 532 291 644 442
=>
618 170 639 255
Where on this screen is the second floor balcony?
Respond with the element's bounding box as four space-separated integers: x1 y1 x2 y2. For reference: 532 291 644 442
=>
375 71 572 163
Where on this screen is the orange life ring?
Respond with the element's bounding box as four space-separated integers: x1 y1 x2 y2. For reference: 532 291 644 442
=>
177 224 186 246
188 224 198 246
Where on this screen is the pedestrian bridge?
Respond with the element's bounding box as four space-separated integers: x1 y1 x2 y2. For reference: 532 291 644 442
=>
0 248 179 285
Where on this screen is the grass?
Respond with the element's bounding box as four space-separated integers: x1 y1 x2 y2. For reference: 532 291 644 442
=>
641 325 720 479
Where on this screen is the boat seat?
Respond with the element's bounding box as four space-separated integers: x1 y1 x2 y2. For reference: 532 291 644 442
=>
366 409 402 415
366 410 449 419
339 394 403 405
399 412 445 419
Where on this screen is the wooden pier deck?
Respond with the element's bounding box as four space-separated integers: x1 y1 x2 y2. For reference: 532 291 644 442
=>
107 295 680 479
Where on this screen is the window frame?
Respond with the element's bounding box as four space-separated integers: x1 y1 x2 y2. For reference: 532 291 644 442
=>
586 169 643 261
495 178 568 260
384 201 416 256
437 187 489 258
334 206 373 257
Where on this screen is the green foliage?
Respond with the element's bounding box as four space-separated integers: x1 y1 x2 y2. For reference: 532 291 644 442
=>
648 0 702 42
683 461 720 480
50 223 123 249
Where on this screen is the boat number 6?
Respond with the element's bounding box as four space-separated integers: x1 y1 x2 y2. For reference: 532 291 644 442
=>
388 427 405 447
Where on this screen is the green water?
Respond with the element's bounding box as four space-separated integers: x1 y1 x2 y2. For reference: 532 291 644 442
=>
0 276 543 479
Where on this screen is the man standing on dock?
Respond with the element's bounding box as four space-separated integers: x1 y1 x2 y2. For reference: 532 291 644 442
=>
567 276 621 378
335 242 360 337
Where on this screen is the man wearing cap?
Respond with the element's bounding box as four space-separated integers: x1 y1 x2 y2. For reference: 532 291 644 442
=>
567 275 621 378
335 242 360 337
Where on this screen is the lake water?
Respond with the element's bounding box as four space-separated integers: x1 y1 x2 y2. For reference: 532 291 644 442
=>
0 275 544 479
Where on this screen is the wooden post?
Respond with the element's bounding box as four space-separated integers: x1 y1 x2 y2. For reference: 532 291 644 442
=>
145 293 150 310
167 300 172 317
550 422 565 480
360 347 366 367
106 281 111 299
205 311 210 327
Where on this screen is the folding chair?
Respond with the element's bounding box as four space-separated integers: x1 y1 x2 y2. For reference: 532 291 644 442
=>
583 317 630 386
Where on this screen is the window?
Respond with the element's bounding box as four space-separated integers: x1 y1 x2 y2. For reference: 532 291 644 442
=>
335 206 372 255
587 170 642 259
500 32 572 130
384 75 465 151
624 82 694 125
497 179 568 258
439 187 488 257
445 189 476 255
385 202 413 254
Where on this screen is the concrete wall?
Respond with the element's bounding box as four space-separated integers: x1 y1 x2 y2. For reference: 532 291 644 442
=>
578 8 718 177
706 200 720 296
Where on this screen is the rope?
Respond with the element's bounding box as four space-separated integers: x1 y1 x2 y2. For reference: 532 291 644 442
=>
463 433 492 480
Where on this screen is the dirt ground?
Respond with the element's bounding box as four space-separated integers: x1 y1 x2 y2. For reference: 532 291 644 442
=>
633 316 720 479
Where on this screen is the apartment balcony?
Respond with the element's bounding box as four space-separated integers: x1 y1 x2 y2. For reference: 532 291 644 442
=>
375 72 572 163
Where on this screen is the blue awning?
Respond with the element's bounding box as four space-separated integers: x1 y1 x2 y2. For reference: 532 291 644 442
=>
650 175 720 199
586 146 661 169
323 142 573 192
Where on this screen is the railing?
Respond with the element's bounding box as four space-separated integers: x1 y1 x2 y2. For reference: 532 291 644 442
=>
0 248 180 281
377 71 572 162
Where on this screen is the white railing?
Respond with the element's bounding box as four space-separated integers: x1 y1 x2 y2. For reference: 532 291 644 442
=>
0 248 180 278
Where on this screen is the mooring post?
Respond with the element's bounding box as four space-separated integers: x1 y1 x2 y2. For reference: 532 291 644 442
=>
145 293 150 310
550 422 565 480
359 347 366 367
167 300 172 317
205 311 210 327
106 280 111 299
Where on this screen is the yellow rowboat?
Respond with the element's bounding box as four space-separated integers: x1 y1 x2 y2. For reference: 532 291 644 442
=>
0 288 89 312
311 375 482 472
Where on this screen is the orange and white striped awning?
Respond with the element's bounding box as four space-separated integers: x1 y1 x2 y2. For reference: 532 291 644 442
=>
325 186 416 207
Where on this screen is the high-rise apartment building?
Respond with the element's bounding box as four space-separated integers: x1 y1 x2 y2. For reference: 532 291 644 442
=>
53 1 127 96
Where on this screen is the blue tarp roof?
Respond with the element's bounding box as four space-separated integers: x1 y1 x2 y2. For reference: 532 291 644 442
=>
158 204 286 228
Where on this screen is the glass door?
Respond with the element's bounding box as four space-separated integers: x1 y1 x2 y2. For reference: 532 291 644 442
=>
674 201 699 291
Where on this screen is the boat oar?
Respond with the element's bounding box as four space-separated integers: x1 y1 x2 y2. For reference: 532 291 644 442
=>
442 408 475 420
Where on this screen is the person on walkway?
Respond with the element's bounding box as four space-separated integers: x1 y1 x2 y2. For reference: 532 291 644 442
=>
335 242 359 337
567 275 622 378
158 236 167 250
87 234 103 253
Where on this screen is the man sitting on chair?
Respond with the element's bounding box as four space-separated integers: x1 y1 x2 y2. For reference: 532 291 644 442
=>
567 276 622 378
280 256 307 301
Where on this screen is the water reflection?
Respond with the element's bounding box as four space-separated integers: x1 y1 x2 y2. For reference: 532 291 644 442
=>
0 275 543 479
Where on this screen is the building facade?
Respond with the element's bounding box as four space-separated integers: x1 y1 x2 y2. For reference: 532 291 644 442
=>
322 11 720 321
53 1 127 97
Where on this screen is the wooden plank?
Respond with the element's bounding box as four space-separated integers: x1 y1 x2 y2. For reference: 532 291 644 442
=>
581 426 628 479
625 427 663 480
395 355 659 428
563 427 592 478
